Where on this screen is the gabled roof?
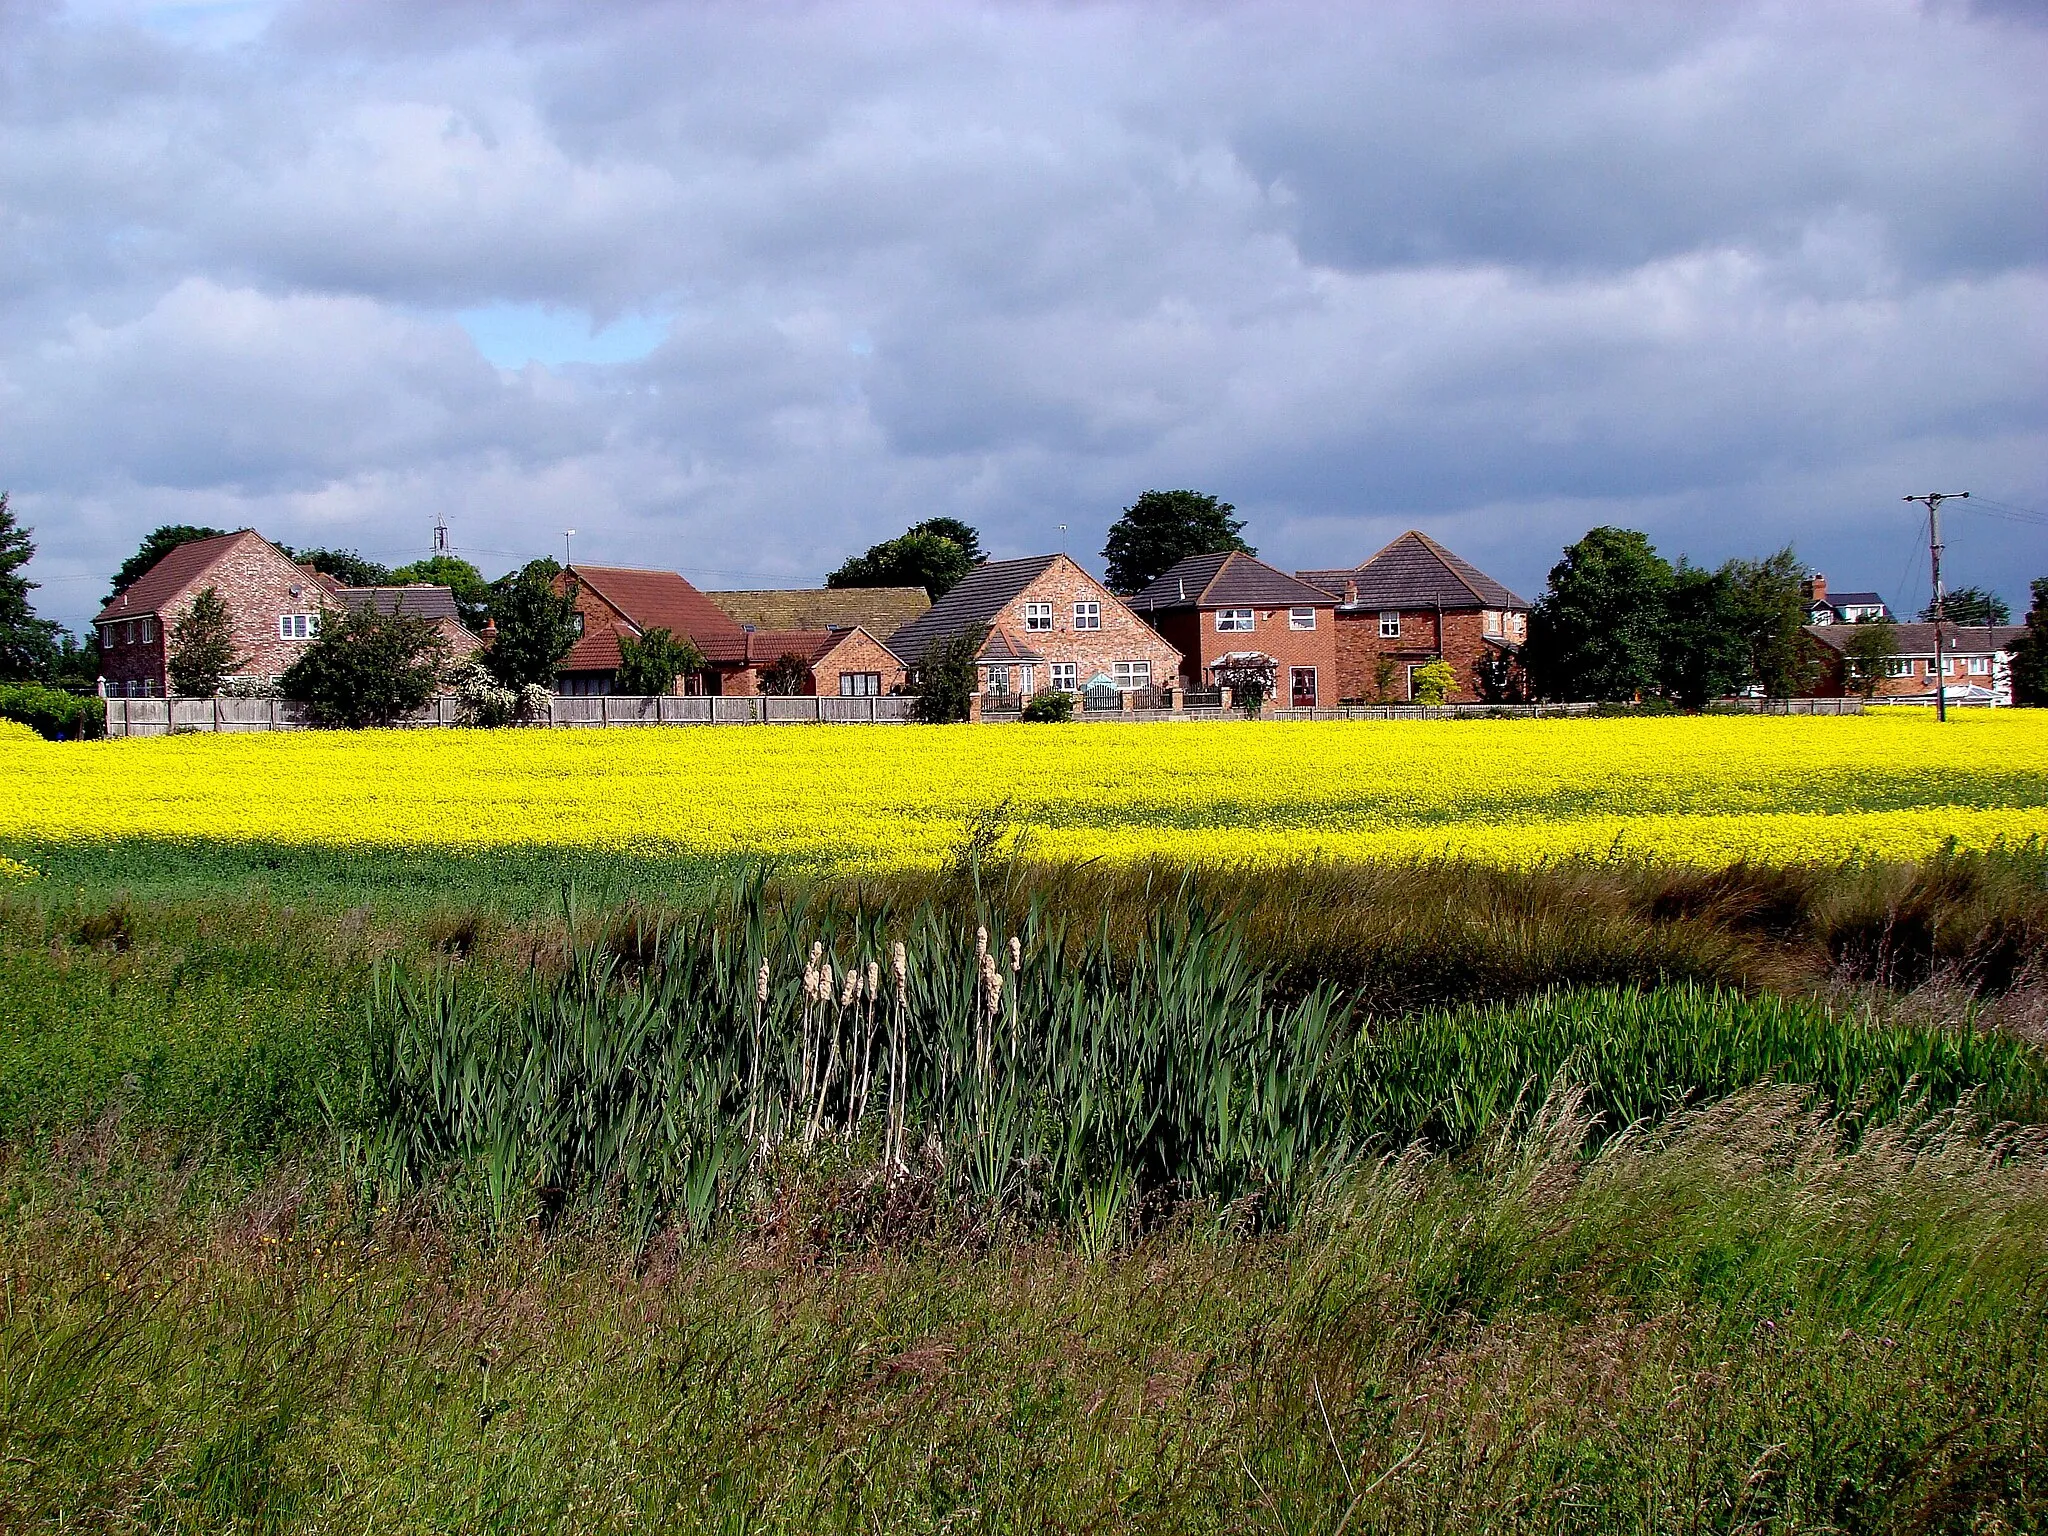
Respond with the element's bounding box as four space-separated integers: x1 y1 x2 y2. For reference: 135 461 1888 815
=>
93 530 282 623
1824 591 1887 608
886 554 1062 665
1807 623 2024 658
338 585 461 622
566 565 749 662
1126 550 1335 613
709 586 930 634
1299 530 1528 612
977 628 1046 663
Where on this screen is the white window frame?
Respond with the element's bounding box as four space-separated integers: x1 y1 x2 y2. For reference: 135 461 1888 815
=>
1379 612 1402 639
1967 656 1990 676
984 664 1012 696
279 612 317 641
839 672 881 697
1288 607 1316 631
1073 600 1101 631
1049 661 1077 692
1024 602 1054 632
1484 610 1501 636
139 617 155 645
1113 660 1151 691
1215 608 1253 633
571 611 586 636
1883 658 1913 678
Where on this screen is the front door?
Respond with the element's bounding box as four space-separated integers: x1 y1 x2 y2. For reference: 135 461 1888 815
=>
1290 667 1316 707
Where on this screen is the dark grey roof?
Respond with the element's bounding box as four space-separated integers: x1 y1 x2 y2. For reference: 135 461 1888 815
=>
338 585 461 621
1298 531 1528 611
1126 551 1335 613
978 629 1046 663
887 555 1059 664
1808 622 2023 657
1825 592 1888 608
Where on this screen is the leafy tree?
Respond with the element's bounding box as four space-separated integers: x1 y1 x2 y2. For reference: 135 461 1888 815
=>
2011 577 2048 707
910 627 986 724
829 529 976 601
1410 659 1457 707
0 494 61 681
106 524 228 604
908 517 984 566
1524 527 1673 702
1919 586 2010 626
0 681 104 740
389 555 492 631
1725 547 1817 699
279 545 393 588
167 586 248 696
615 626 707 696
1371 656 1400 705
486 560 580 689
50 631 101 693
1659 559 1747 710
280 603 450 728
759 652 814 696
1472 647 1528 705
1102 490 1252 595
1841 617 1902 702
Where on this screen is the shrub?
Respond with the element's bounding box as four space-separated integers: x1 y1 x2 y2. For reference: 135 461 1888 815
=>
1212 657 1275 717
281 604 450 729
759 652 813 696
1021 689 1075 723
0 681 104 740
1411 659 1457 707
617 627 706 696
910 628 985 724
166 585 246 696
450 658 549 728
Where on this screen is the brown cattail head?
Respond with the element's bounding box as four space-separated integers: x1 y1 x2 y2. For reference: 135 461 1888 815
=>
839 967 859 1008
810 940 825 965
756 960 770 1005
975 925 989 965
1009 935 1021 972
891 940 907 993
866 960 880 1000
981 953 1003 1016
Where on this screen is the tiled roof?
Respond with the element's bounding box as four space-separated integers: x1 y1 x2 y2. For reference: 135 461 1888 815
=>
709 586 930 634
338 585 461 621
1825 592 1887 608
1807 622 2024 657
1126 550 1336 612
567 565 749 661
886 554 1061 665
93 530 272 623
1298 531 1528 612
978 628 1046 663
560 621 635 673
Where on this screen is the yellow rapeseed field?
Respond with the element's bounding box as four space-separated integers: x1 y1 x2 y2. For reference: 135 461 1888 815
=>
3 711 2045 870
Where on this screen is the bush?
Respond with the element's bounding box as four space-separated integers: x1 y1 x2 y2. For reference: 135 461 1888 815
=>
0 681 104 740
449 658 550 728
281 605 450 729
910 628 985 724
617 627 706 696
1021 689 1075 723
1410 659 1457 707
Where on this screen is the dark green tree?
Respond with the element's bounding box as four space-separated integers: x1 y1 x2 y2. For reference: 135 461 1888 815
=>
281 546 393 588
1841 617 1903 701
0 494 61 681
1101 490 1252 595
908 517 984 566
1472 647 1528 705
758 652 814 696
50 631 102 693
389 554 493 631
2011 578 2048 707
486 560 581 689
106 523 228 604
1725 547 1817 698
829 529 976 601
167 586 247 696
910 627 986 724
1659 559 1748 709
280 603 450 728
1919 586 2010 626
1523 527 1673 702
616 627 706 695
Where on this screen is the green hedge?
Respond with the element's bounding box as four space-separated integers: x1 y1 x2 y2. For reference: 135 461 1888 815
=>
0 682 105 741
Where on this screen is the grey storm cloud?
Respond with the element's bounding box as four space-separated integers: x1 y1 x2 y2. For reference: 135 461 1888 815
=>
2 0 2044 630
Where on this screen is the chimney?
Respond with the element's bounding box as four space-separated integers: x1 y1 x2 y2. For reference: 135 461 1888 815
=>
1344 578 1358 607
1802 572 1827 606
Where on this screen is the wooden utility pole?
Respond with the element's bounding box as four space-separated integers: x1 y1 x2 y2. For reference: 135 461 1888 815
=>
1903 492 1968 721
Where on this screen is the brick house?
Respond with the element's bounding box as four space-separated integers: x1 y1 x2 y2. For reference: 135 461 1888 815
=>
1124 551 1339 707
887 554 1182 698
556 564 906 695
1801 573 1893 627
1298 531 1530 704
92 530 339 697
1805 621 2024 705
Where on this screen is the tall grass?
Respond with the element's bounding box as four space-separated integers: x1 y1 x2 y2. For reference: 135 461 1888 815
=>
343 878 2048 1239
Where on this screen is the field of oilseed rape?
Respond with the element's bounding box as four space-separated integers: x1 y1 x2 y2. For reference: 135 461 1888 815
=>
4 710 2046 871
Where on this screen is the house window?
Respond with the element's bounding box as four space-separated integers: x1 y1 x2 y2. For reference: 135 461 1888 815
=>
1113 660 1151 690
1024 602 1053 632
1073 600 1101 631
139 617 155 645
985 665 1012 696
1016 666 1033 694
1379 612 1402 638
1968 657 1990 676
571 612 586 636
1289 607 1316 631
1924 659 1938 677
1884 659 1912 677
840 672 881 697
1216 608 1253 632
279 613 317 640
1484 610 1501 636
1050 662 1077 692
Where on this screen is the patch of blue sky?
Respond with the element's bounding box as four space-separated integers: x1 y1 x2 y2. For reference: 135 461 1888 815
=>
456 305 671 370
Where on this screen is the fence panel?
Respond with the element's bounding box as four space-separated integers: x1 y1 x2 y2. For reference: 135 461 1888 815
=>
763 696 821 723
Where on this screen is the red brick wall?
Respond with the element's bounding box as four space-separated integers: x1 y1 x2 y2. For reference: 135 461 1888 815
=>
809 630 906 696
988 558 1182 690
1806 638 1999 700
1329 607 1521 703
1162 602 1338 704
98 536 336 695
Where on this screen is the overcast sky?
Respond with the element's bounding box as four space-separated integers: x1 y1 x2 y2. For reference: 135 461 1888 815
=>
6 0 2045 631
